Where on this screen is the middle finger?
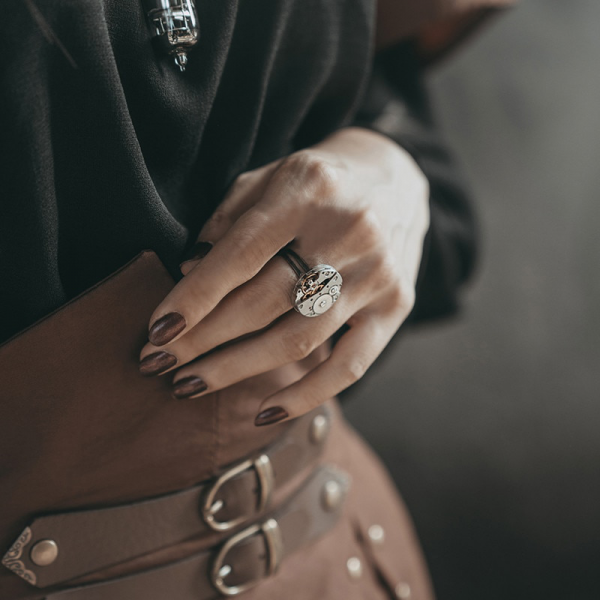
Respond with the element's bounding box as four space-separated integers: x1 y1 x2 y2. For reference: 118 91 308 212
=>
139 255 299 376
169 284 359 399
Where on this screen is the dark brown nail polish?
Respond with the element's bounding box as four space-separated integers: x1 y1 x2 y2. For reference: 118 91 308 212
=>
172 376 208 399
255 406 289 427
148 312 186 346
179 241 213 268
139 351 178 377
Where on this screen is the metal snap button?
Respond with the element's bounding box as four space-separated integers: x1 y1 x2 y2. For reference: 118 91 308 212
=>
395 582 411 599
346 556 362 580
309 414 329 444
30 540 58 566
321 480 342 511
367 524 385 545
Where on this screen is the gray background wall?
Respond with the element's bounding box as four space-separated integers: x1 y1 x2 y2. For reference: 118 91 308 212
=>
345 2 600 599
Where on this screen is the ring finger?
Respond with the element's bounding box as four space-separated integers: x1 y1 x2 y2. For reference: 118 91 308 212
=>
169 282 360 399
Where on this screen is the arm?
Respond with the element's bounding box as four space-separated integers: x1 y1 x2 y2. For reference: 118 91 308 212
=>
352 40 477 322
355 0 516 321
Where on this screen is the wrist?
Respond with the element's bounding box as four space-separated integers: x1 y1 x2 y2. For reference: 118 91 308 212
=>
323 126 429 192
350 125 430 205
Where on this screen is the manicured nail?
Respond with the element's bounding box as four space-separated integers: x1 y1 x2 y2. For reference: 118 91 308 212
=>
172 376 208 399
139 351 178 377
255 407 289 427
148 312 186 346
179 241 213 270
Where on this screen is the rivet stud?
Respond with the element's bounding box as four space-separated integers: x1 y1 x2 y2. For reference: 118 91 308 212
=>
395 582 411 599
321 480 342 511
30 540 58 567
346 556 362 580
309 414 329 444
368 524 385 545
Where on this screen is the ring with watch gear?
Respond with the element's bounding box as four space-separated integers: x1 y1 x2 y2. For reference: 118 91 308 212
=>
293 265 343 317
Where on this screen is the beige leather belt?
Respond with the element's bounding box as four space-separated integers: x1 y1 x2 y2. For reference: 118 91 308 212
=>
2 406 332 590
43 465 349 600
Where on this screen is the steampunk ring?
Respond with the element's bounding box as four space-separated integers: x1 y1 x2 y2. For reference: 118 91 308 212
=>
277 247 343 317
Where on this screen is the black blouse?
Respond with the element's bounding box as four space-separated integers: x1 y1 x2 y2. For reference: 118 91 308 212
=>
0 0 475 344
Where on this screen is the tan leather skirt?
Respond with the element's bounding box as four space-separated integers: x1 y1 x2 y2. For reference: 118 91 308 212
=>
0 251 434 600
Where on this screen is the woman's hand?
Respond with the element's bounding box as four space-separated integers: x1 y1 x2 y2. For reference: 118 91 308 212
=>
139 127 429 426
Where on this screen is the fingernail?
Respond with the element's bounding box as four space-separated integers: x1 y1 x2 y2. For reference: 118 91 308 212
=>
148 312 186 346
255 406 289 427
139 351 178 377
179 241 213 270
172 376 208 399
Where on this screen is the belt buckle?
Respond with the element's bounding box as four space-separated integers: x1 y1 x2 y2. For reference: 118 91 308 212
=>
202 454 275 532
211 518 283 597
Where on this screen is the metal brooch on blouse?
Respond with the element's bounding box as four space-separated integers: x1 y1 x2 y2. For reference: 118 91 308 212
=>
142 0 200 72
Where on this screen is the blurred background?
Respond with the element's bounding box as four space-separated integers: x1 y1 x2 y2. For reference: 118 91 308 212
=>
345 1 600 599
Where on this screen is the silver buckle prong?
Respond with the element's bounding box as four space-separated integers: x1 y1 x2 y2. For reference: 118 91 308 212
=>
202 454 275 532
211 518 283 596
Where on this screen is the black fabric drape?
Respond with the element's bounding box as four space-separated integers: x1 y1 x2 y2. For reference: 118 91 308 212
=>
0 0 374 344
0 2 476 346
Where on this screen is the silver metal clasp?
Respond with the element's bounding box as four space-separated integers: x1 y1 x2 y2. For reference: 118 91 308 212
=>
211 518 283 597
202 454 275 532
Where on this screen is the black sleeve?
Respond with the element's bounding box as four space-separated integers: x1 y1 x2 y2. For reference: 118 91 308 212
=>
351 41 478 323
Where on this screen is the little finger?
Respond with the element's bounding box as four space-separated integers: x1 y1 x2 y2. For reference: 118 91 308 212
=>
254 311 399 425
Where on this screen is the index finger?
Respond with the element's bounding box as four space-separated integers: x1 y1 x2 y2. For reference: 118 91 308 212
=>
146 154 336 346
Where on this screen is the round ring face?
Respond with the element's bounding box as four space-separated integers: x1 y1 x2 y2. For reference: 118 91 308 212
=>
293 265 342 317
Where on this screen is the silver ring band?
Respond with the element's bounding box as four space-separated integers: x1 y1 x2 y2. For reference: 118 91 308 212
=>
276 247 309 279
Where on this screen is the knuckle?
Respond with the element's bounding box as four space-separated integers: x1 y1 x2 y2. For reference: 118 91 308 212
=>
205 208 233 233
230 211 273 271
278 152 341 199
229 227 262 261
240 287 271 329
363 251 415 317
227 171 253 196
367 249 399 288
235 170 254 186
342 356 369 384
243 281 288 329
281 330 317 362
303 157 340 193
387 276 416 316
243 207 272 231
350 207 385 252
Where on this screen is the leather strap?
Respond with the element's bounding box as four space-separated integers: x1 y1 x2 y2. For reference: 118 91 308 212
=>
3 406 331 589
47 465 349 600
